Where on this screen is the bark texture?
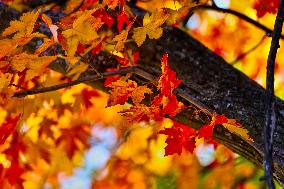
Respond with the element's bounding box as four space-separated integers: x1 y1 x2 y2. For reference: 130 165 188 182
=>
1 2 284 186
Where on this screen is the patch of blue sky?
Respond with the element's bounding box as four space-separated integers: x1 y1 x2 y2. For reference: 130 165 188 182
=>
214 0 230 9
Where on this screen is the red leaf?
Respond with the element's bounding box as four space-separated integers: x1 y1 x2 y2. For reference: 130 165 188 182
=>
159 121 197 156
104 68 121 87
161 94 185 117
6 161 24 185
133 51 140 65
199 114 228 139
91 42 102 55
81 88 100 108
253 0 279 18
115 56 129 66
158 53 182 96
76 43 85 54
117 11 130 32
92 9 114 29
199 124 213 139
0 115 20 144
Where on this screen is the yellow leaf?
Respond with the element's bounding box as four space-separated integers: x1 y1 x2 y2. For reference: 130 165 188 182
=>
132 9 169 46
0 39 18 59
41 14 52 26
35 38 54 55
222 119 253 142
2 10 40 38
0 73 13 93
113 23 133 52
166 6 190 25
10 53 56 81
67 62 89 80
62 10 102 56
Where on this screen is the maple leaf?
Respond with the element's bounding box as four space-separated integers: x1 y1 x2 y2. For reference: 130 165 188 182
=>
0 73 13 93
107 76 152 106
62 9 102 56
132 9 169 46
254 0 279 18
35 38 55 55
119 104 161 123
159 121 197 156
0 39 19 59
166 6 189 25
222 119 253 142
160 94 185 117
199 114 228 139
158 53 182 96
117 11 131 32
2 10 40 38
0 115 20 144
10 53 56 81
92 9 114 29
81 88 100 108
113 23 133 52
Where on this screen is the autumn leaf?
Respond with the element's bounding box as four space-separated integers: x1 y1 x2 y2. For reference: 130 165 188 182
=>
62 9 102 56
0 73 13 93
10 53 56 81
0 39 19 59
254 0 279 18
2 10 40 38
35 38 55 55
222 119 253 142
92 9 114 29
119 104 161 123
117 10 130 32
166 6 189 25
113 23 133 52
67 62 89 80
158 53 182 96
107 76 152 106
132 9 169 46
159 121 197 156
199 114 228 139
0 115 20 144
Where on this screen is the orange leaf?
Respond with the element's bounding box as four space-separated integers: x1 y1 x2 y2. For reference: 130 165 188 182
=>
119 104 161 123
107 76 152 106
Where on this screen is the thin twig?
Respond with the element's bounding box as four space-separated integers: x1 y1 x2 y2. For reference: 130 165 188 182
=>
192 5 284 40
231 34 267 65
13 67 136 98
263 0 284 188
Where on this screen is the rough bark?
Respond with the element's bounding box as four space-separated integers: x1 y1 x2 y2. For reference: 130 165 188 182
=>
1 2 284 186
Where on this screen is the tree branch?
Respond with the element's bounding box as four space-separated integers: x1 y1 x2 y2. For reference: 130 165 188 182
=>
13 67 136 98
264 1 284 188
192 5 284 39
